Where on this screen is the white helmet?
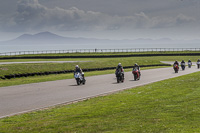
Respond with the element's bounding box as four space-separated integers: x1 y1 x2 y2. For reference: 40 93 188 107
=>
75 65 79 68
118 63 121 66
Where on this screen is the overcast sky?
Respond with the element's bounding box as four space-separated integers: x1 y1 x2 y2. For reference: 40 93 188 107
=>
0 0 200 41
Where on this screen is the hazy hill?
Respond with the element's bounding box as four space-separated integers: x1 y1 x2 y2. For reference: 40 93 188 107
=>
0 31 199 46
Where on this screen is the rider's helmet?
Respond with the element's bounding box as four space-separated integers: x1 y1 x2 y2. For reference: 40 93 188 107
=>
75 65 79 69
135 63 138 66
118 63 121 67
182 60 184 62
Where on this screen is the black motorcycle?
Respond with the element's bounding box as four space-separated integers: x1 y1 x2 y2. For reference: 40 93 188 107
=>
197 62 200 69
116 71 124 83
188 62 192 68
181 62 185 70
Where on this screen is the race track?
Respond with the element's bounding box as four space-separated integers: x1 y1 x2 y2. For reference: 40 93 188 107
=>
0 62 199 118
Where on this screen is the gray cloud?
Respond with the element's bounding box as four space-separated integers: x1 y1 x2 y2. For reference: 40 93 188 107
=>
0 0 196 33
1 0 108 31
39 0 200 18
0 0 199 40
0 0 17 15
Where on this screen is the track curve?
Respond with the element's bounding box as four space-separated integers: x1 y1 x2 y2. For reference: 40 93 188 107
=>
0 63 199 118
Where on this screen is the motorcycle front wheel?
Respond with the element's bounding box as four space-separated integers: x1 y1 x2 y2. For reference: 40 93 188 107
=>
121 77 124 82
117 77 120 83
134 74 137 81
76 79 81 85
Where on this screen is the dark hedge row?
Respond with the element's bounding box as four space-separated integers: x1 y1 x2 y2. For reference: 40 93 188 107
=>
0 53 200 59
0 64 171 80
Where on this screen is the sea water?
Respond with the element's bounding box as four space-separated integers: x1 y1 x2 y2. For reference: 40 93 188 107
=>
0 43 199 53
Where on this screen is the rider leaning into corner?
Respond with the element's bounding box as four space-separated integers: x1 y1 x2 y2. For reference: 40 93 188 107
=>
74 65 85 79
133 63 141 76
115 63 124 77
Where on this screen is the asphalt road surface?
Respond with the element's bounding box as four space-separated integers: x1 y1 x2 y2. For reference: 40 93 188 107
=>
0 62 199 118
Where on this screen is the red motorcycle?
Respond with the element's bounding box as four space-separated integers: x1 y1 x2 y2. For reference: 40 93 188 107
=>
174 64 179 73
132 68 140 81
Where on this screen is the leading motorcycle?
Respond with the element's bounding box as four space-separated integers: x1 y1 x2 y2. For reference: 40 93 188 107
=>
74 72 86 85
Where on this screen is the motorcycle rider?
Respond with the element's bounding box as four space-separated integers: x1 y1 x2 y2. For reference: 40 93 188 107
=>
181 60 185 64
133 63 141 76
74 65 85 79
197 59 200 68
174 60 179 66
173 60 179 73
180 60 185 70
181 60 185 66
188 59 192 64
197 59 200 63
115 63 124 78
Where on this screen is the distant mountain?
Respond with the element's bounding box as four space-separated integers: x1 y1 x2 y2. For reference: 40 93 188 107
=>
16 32 66 41
0 31 199 46
10 31 76 44
0 31 115 45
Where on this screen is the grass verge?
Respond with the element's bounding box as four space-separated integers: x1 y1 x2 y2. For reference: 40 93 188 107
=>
0 57 163 77
0 71 200 132
0 55 199 77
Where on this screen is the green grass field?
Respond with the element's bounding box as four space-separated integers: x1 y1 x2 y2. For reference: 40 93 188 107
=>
1 71 200 132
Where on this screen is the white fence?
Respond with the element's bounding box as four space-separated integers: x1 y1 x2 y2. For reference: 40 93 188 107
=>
0 48 200 56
